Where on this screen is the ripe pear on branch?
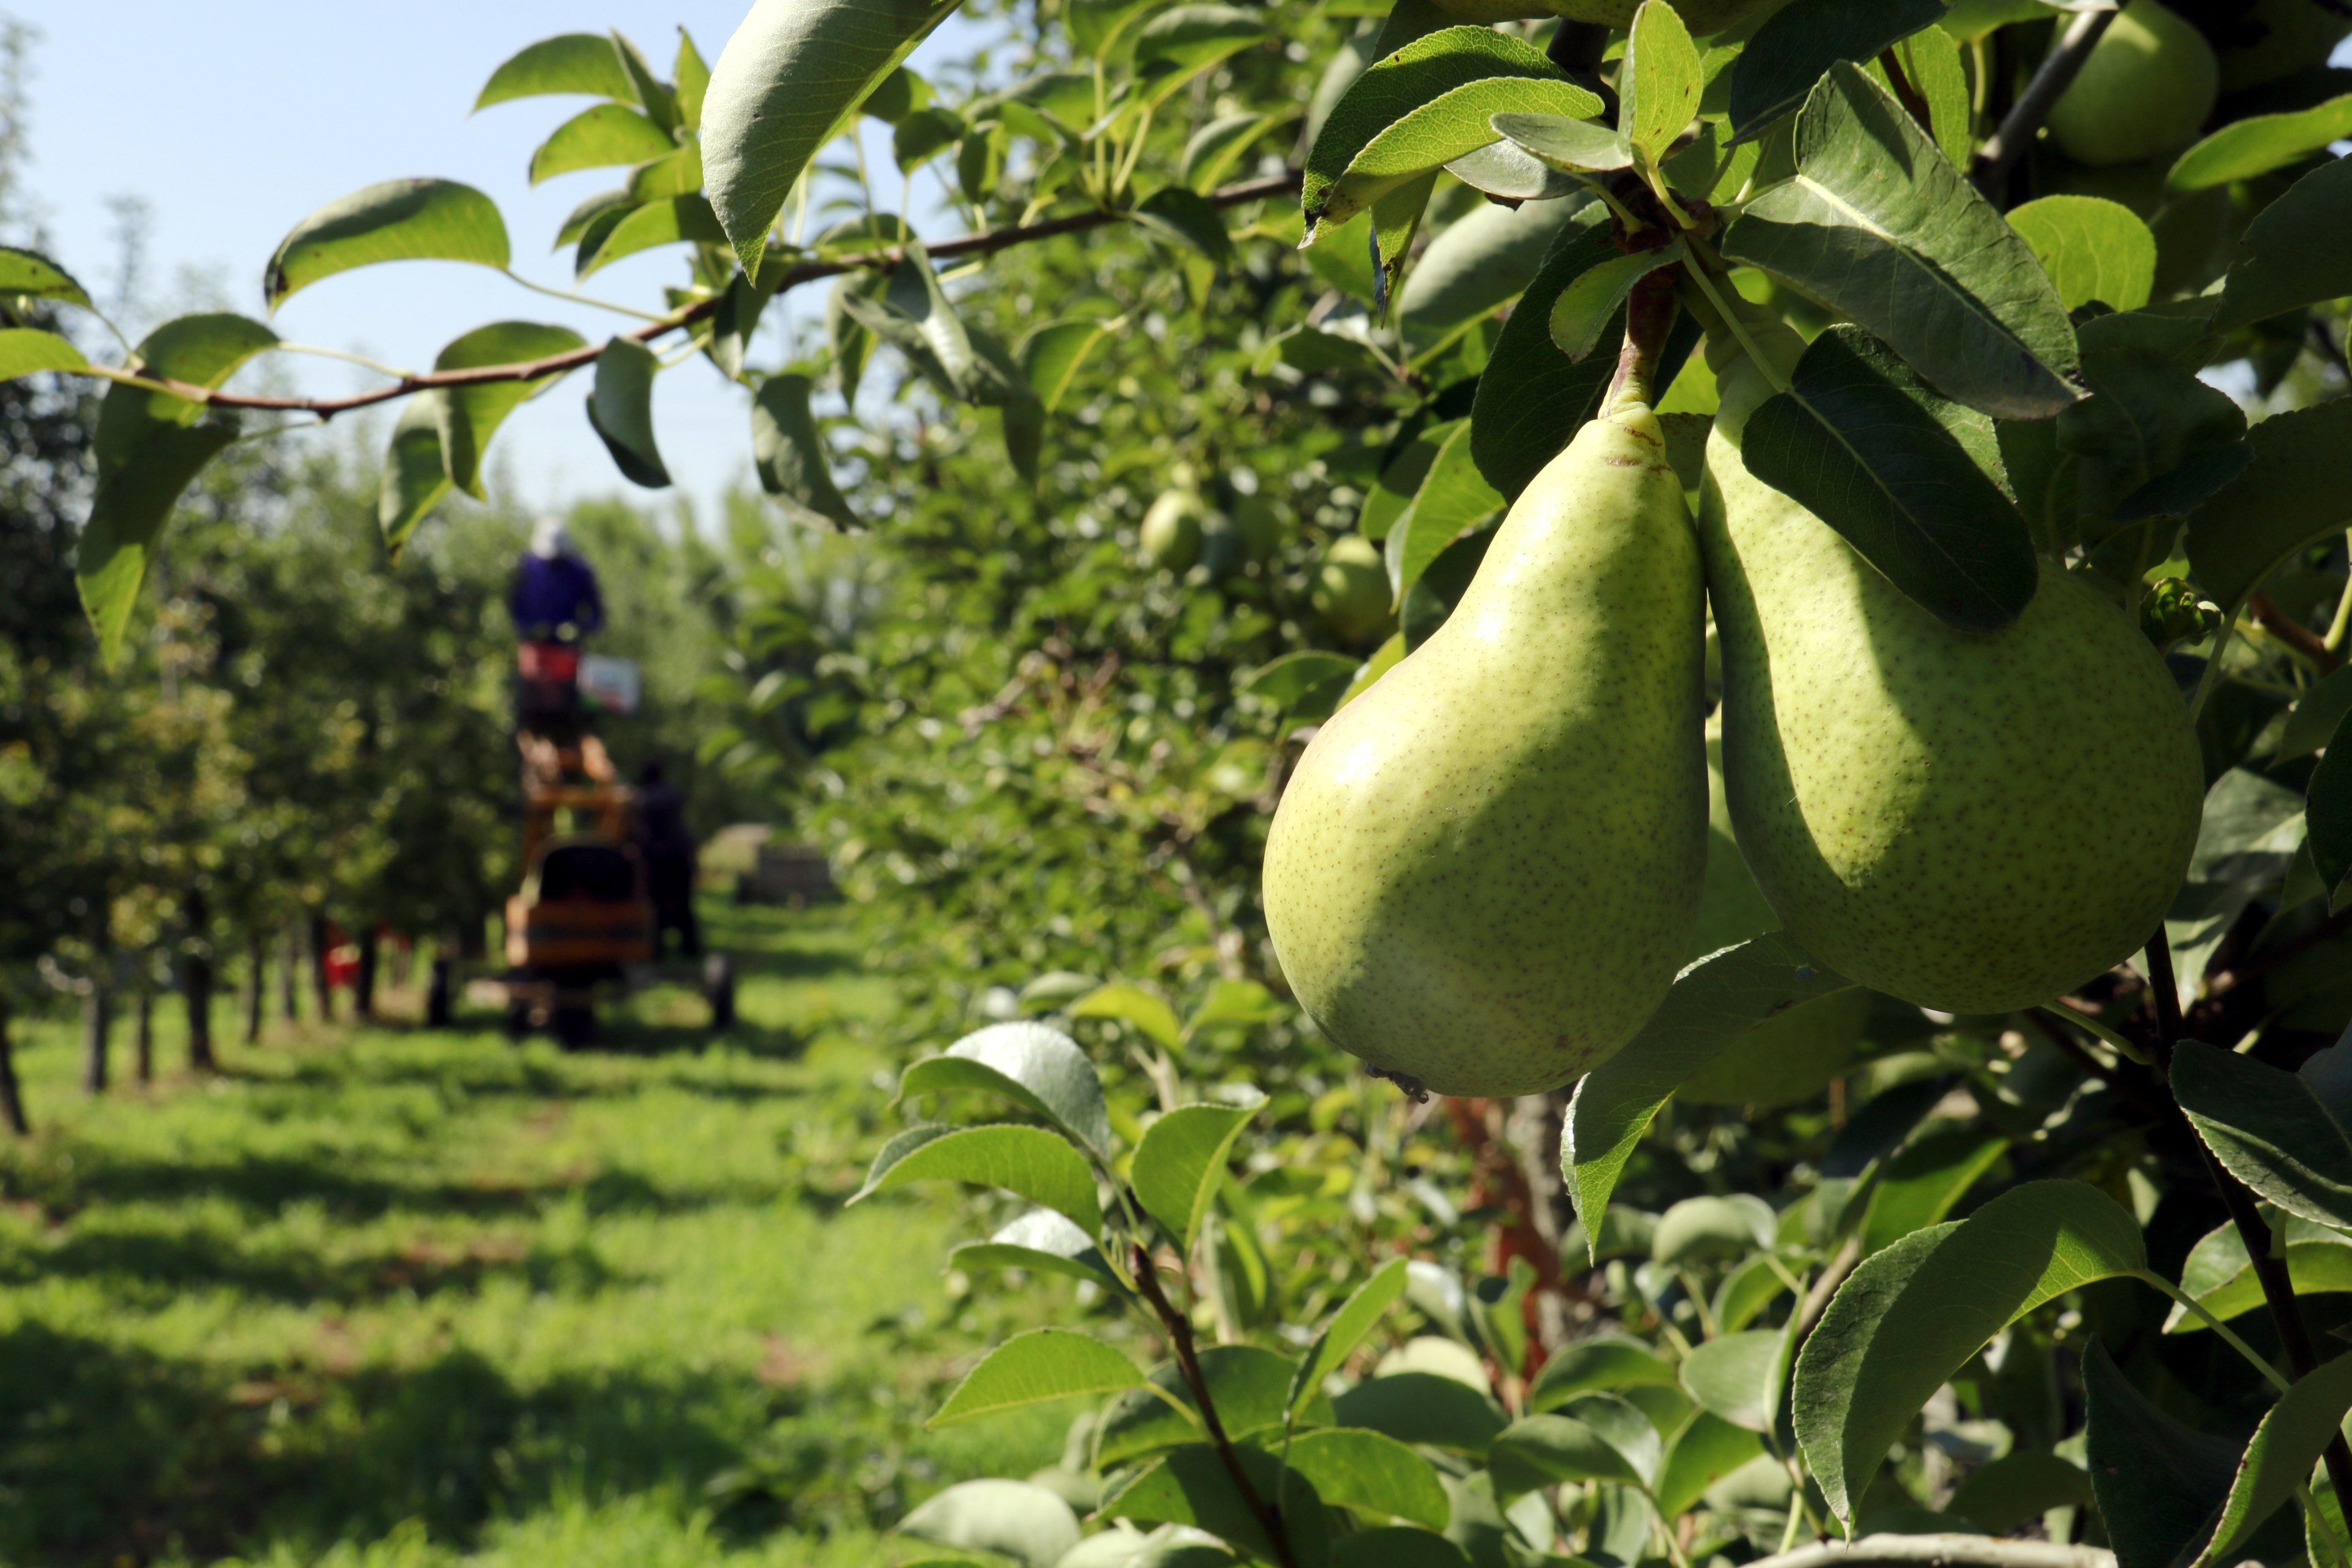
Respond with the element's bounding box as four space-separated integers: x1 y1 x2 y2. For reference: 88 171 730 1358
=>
1265 287 1706 1098
1695 306 2204 1016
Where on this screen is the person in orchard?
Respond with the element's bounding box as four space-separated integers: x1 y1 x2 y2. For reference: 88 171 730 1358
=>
507 516 612 785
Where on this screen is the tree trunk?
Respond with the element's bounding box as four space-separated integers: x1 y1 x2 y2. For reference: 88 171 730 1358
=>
390 939 411 993
184 889 215 1072
308 912 334 1023
82 977 110 1095
0 994 29 1135
279 924 301 1021
354 928 379 1020
243 931 265 1046
133 984 154 1084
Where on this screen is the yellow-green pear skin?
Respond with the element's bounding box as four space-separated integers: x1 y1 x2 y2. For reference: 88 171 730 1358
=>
1264 405 1707 1098
2047 0 2219 166
1698 379 2205 1016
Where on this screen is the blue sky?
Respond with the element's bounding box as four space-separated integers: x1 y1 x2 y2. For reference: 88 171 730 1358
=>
17 2 994 527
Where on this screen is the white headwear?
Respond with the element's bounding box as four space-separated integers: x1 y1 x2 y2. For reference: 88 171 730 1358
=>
529 515 574 560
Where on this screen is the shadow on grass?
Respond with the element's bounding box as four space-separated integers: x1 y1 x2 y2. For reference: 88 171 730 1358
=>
0 1325 781 1567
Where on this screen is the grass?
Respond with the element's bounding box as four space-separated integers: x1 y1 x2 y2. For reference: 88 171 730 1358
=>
0 903 1076 1567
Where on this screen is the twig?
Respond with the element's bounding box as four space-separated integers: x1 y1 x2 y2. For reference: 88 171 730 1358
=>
1790 1235 1862 1353
2250 592 2343 673
1744 1534 2116 1568
1129 1242 1298 1568
1972 8 2119 197
69 171 1305 421
1876 47 1934 130
2142 925 2184 1069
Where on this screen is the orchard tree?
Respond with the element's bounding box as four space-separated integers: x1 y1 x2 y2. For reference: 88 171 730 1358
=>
13 0 2352 1564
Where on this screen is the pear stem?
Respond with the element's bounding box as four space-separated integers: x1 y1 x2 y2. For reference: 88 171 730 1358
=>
1604 270 1679 416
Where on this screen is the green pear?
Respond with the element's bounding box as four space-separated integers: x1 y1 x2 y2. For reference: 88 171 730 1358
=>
1141 489 1206 573
1313 536 1395 645
1699 346 2205 1016
2048 0 2219 167
1264 402 1707 1097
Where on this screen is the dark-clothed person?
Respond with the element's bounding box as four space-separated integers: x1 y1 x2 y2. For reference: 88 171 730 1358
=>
634 760 700 959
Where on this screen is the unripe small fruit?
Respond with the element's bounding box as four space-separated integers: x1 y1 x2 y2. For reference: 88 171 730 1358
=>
1313 535 1393 645
1140 489 1206 573
2047 0 2219 167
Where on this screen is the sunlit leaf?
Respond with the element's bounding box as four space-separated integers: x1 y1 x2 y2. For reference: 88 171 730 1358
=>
929 1329 1142 1427
265 179 510 309
475 33 635 110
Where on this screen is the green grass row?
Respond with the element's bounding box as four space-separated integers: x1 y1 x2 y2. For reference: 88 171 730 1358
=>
0 905 1073 1566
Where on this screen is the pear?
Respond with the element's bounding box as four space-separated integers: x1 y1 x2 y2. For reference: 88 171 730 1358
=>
2047 0 2219 167
1264 401 1707 1097
1313 536 1395 645
1700 348 2205 1016
1141 489 1206 573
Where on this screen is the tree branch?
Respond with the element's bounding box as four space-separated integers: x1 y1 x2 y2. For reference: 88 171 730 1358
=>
1129 1241 1298 1568
2250 591 2344 673
1972 8 2119 198
99 170 1306 421
1746 1534 2115 1568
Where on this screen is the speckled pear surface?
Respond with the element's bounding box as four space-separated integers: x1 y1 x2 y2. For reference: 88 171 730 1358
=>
1263 404 1707 1097
1700 365 2204 1015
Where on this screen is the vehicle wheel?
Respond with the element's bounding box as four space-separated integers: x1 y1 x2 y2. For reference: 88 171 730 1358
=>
704 953 736 1031
551 1001 597 1049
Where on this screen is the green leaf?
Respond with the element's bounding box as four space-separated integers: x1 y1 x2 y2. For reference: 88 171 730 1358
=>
1318 77 1601 232
0 247 91 308
1722 63 2081 420
1132 1099 1261 1249
2200 1355 2352 1566
1488 1396 1658 1498
1099 1344 1330 1467
1242 651 1359 717
610 31 678 134
2279 665 2352 761
1017 318 1111 414
1815 1076 1951 1241
1856 1123 2008 1255
1290 1257 1411 1419
851 1123 1103 1234
2215 154 2352 333
897 1020 1111 1154
897 1477 1083 1568
1287 1429 1450 1529
2184 398 2352 612
527 104 677 185
1103 1444 1331 1568
703 271 768 382
2315 706 2352 904
0 327 87 380
584 336 669 489
377 393 451 554
2164 1217 2352 1333
1398 198 1583 347
2007 195 2157 313
892 105 966 172
930 1329 1142 1428
1133 186 1234 268
554 189 632 251
1659 1413 1766 1518
1302 26 1564 231
475 34 636 110
949 1208 1122 1290
673 29 711 133
431 321 589 498
1330 1529 1468 1568
264 179 509 309
2174 97 2352 192
1488 111 1631 173
576 194 727 278
1549 241 1683 363
1564 935 1856 1246
1132 6 1270 111
1385 420 1504 605
2173 1038 2352 1231
2166 769 2311 998
625 143 705 203
1183 981 1284 1036
1330 1373 1508 1453
1621 0 1702 168
1183 109 1284 191
1726 0 1948 143
1886 23 1972 170
2060 346 2247 534
2083 1337 2240 1568
1443 139 1586 204
1680 1331 1782 1433
1713 1253 1793 1334
1526 1336 1676 1413
1742 323 2037 633
1069 982 1182 1050
1945 1449 2095 1533
749 372 856 528
702 0 958 276
1793 1180 2148 1525
1653 1194 1773 1266
839 243 1007 404
79 312 280 662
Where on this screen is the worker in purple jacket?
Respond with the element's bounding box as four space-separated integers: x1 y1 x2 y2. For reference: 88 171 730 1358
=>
509 517 611 781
